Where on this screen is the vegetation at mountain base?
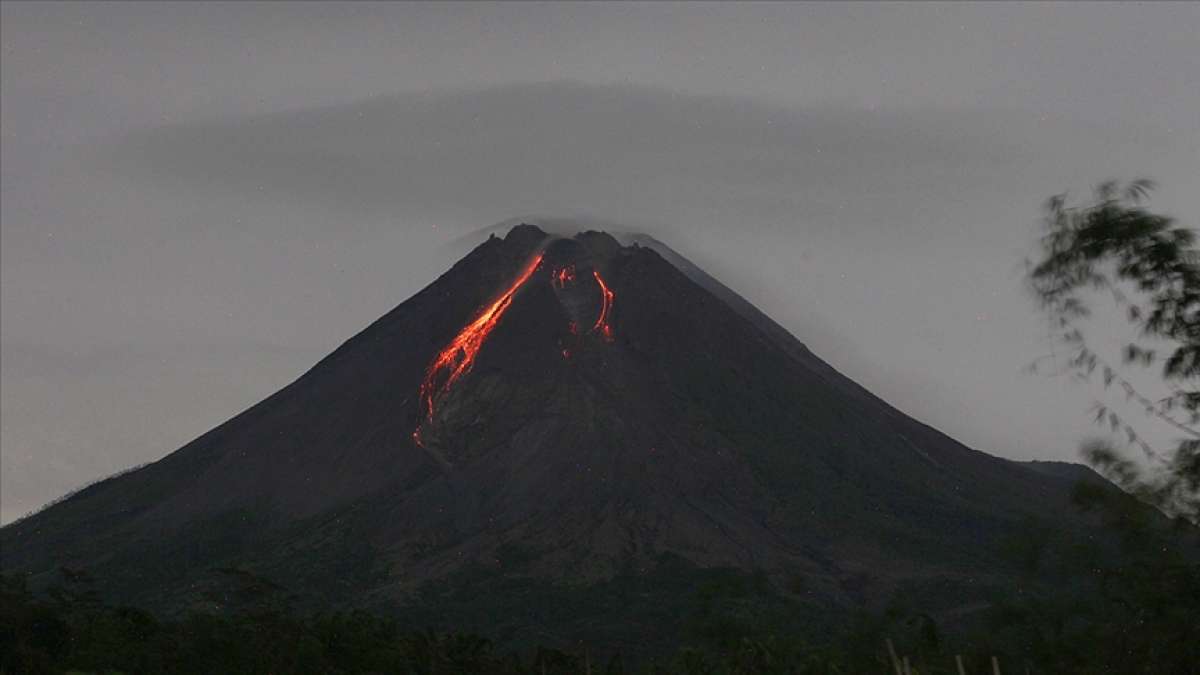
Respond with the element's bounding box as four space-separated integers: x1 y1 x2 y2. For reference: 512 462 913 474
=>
1003 178 1200 673
3 533 1199 675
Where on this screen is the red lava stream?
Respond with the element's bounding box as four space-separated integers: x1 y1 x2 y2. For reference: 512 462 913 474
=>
413 253 544 445
592 270 615 342
413 254 615 447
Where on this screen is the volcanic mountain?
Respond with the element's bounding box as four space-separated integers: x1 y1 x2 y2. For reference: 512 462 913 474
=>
1 225 1117 648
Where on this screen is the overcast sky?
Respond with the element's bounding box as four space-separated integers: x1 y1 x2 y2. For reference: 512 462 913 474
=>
2 1 1198 523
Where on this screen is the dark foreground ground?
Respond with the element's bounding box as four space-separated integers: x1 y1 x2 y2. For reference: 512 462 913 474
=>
3 538 1197 675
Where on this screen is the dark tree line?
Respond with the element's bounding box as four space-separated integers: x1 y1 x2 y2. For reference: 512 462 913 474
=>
3 565 1199 675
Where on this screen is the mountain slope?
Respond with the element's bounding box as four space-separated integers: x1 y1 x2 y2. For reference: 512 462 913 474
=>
1 224 1121 646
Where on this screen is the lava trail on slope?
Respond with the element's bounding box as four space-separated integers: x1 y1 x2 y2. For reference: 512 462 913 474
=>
592 270 615 342
413 250 618 447
416 252 545 435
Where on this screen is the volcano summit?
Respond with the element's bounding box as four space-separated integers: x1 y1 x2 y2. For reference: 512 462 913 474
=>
1 225 1116 649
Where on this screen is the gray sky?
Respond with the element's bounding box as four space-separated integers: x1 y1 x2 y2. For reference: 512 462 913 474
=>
2 1 1198 523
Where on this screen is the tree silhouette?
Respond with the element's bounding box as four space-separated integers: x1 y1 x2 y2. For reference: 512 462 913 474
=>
1027 179 1199 521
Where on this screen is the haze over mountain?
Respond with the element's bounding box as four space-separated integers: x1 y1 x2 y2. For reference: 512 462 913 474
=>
2 224 1126 649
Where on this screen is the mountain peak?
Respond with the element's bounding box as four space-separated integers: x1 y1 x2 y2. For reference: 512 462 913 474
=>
1 222 1135 649
502 222 549 246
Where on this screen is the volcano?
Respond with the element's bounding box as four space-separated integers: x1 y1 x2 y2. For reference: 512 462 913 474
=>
1 224 1117 650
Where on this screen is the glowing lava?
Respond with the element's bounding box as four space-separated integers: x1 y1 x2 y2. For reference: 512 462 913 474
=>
552 265 576 288
592 270 615 342
413 253 616 447
417 253 545 427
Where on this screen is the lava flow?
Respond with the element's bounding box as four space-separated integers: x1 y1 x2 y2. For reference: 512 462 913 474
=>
592 270 615 342
552 265 576 288
417 253 545 429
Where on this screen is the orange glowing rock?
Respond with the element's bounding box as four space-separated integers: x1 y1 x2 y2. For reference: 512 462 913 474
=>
413 254 616 446
552 265 577 288
592 270 615 342
418 253 545 424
